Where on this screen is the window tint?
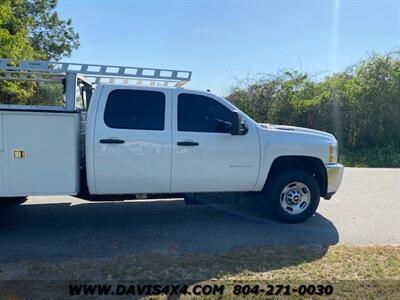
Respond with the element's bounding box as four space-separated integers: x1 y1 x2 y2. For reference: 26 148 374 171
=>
178 93 232 133
104 89 165 130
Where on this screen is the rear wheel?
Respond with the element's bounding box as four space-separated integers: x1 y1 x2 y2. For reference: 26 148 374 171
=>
264 169 320 223
0 197 28 206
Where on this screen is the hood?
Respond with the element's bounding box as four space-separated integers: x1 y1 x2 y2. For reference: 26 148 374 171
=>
259 123 336 141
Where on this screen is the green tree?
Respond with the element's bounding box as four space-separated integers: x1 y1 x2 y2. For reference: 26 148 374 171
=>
227 51 400 167
0 0 36 103
13 0 80 60
0 0 79 104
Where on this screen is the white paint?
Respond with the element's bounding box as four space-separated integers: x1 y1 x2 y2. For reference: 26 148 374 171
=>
170 89 260 192
0 84 342 198
0 111 80 196
89 85 173 194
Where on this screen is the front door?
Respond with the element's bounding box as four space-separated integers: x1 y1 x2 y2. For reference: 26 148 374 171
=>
93 86 172 194
171 91 260 193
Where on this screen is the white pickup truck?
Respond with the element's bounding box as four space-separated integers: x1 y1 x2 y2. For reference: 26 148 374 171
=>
0 59 343 223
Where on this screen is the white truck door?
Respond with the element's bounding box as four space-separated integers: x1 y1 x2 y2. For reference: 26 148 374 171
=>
92 86 172 194
171 91 260 193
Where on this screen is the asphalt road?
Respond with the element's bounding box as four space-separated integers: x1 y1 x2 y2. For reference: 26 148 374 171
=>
0 168 399 263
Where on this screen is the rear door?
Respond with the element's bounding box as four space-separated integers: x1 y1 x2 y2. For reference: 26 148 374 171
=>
93 86 172 194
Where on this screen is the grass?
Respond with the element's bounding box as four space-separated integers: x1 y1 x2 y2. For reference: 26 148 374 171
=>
0 245 399 299
99 246 400 282
340 146 400 168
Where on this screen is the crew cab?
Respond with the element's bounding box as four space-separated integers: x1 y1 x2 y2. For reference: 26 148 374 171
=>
0 59 343 223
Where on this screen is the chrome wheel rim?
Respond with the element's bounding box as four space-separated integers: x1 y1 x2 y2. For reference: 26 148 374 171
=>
280 182 311 215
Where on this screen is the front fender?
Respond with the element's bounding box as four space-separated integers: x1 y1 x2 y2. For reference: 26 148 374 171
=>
254 126 332 191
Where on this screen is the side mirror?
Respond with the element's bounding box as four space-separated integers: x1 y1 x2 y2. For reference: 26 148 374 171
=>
230 111 242 135
215 120 232 133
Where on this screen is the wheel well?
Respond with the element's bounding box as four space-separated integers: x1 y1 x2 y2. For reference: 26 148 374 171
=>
265 156 327 196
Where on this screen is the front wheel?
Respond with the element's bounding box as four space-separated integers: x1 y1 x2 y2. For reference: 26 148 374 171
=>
264 169 320 223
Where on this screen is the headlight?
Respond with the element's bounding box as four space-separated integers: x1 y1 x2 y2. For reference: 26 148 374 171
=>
329 143 338 163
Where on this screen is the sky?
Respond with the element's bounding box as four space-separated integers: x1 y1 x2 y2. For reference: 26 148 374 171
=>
57 0 400 96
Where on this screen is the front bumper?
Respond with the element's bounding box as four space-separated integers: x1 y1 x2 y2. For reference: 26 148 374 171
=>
324 163 344 199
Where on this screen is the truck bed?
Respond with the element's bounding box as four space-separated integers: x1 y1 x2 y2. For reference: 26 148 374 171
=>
0 110 81 197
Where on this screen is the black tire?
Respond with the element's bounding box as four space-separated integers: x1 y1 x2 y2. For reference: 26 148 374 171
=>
0 197 28 207
263 169 320 223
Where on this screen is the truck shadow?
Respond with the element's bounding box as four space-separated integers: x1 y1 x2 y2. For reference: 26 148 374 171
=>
0 199 340 297
0 198 338 263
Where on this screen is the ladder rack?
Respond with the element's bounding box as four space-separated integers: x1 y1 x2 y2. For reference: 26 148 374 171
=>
0 58 192 86
0 58 192 111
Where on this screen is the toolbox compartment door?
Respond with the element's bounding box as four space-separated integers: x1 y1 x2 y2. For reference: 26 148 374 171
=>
2 111 80 197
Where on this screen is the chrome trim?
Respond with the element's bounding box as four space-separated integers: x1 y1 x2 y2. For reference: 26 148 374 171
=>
325 163 344 194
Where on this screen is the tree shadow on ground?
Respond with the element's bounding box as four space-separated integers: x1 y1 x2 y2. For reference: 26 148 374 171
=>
0 198 339 298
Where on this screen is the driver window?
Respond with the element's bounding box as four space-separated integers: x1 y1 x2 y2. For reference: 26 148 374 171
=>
178 93 232 133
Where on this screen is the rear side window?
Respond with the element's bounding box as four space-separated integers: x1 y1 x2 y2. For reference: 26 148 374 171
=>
104 89 165 130
178 93 232 133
